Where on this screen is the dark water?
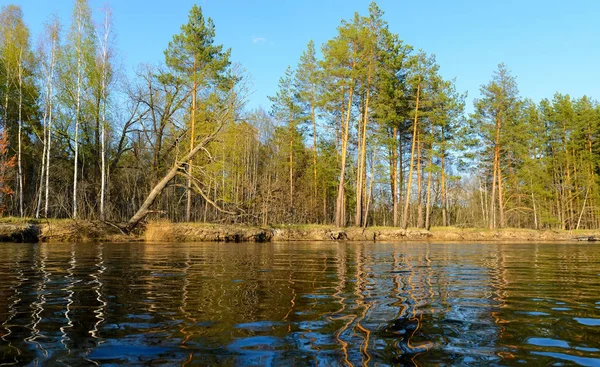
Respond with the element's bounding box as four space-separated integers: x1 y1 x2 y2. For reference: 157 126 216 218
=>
0 242 599 366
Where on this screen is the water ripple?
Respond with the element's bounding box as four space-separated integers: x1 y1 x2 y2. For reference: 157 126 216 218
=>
0 242 598 365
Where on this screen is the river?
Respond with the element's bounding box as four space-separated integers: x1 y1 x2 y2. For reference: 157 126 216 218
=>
0 242 599 366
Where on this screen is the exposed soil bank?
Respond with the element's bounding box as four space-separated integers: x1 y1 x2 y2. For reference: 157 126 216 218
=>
139 222 600 243
0 220 598 243
0 219 134 243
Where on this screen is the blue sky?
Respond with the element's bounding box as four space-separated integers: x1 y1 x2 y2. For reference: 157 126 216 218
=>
12 0 600 113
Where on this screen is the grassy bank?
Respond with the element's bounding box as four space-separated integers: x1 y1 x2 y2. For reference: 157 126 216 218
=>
0 218 598 243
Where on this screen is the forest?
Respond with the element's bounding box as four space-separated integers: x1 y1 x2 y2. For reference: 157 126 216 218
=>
1 1 599 231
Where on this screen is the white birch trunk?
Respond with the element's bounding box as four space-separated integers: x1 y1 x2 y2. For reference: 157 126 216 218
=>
99 10 110 221
73 14 82 219
44 32 57 218
17 48 23 218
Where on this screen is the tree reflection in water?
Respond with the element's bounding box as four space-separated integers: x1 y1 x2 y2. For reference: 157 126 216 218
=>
0 242 599 366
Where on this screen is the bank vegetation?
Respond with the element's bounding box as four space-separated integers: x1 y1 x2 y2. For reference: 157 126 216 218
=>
0 2 599 232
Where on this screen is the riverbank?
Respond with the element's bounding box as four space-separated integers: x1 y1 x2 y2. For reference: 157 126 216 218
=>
143 222 599 242
0 218 598 243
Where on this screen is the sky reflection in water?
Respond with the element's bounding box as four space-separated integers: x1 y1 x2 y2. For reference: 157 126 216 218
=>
0 242 599 366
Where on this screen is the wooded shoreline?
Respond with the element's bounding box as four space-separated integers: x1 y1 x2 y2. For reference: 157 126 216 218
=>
2 3 600 234
0 219 598 243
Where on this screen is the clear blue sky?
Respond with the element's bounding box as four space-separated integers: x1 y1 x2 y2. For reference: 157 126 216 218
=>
12 0 600 113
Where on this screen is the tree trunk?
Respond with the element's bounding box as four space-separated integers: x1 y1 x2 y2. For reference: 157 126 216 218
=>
498 164 506 228
126 125 225 232
311 103 318 221
398 130 404 226
100 12 110 221
44 34 56 218
1 60 8 210
335 82 354 227
402 82 420 229
73 17 83 220
416 132 423 228
441 135 447 226
289 112 294 214
185 58 197 222
356 87 370 227
390 126 398 227
490 115 502 229
363 146 376 228
425 123 434 230
17 49 23 218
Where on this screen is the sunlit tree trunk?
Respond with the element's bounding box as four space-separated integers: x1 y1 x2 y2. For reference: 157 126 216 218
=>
311 103 318 220
402 82 420 229
416 132 423 228
289 111 294 213
390 126 398 226
335 82 354 227
440 131 447 226
425 123 434 230
362 146 376 228
186 58 197 222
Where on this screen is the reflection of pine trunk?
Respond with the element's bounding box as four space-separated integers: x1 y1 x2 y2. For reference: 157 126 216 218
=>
402 82 420 229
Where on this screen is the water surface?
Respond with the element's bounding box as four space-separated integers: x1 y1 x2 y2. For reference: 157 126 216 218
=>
0 242 599 366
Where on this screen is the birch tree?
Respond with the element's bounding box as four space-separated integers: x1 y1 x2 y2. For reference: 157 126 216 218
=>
97 7 113 220
35 17 60 218
64 0 95 219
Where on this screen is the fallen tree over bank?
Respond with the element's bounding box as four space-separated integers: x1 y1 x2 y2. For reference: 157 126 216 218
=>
125 89 241 233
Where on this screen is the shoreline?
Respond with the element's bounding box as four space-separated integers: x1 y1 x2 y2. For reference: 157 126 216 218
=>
0 219 598 243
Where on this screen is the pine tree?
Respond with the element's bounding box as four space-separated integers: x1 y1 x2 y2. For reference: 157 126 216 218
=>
165 4 232 222
295 40 321 220
269 66 304 217
472 63 521 229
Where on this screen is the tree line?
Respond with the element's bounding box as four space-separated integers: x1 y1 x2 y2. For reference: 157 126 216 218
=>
0 1 599 230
